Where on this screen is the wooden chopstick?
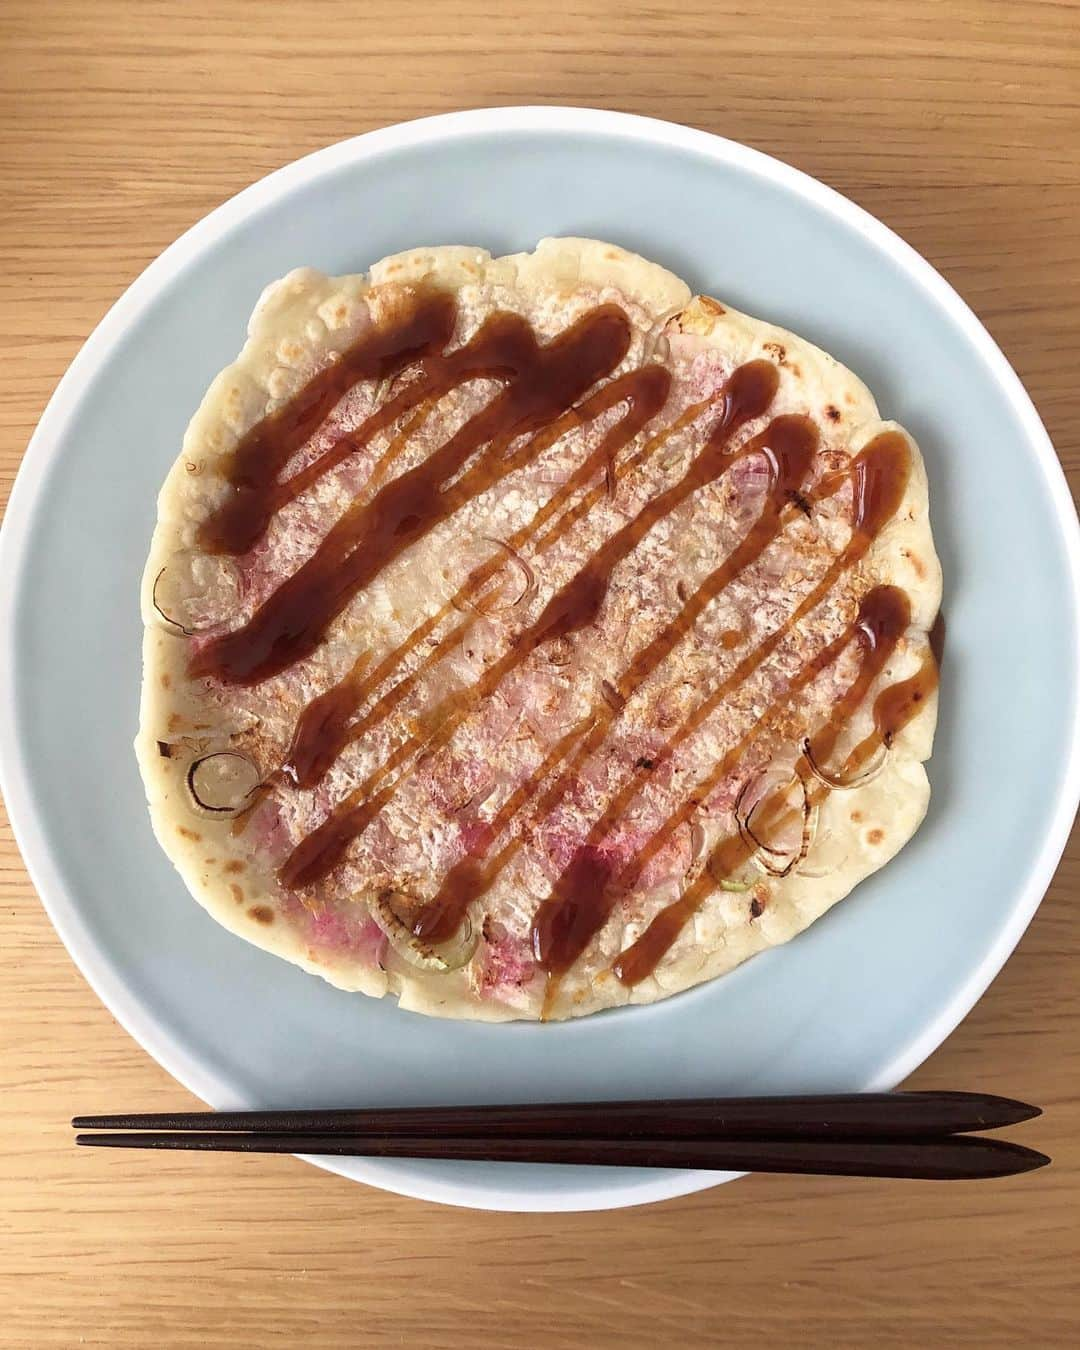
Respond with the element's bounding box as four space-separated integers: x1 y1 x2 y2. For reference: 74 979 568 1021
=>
72 1093 1048 1180
72 1091 1039 1140
73 1130 1048 1179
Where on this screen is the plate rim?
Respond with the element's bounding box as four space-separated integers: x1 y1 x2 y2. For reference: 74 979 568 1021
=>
2 105 1078 1212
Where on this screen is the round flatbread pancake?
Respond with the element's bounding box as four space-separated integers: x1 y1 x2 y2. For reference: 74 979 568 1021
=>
137 237 941 1021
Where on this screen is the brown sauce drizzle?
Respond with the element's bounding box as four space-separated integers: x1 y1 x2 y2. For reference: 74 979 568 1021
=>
328 369 699 753
611 584 925 988
522 361 779 649
282 412 912 966
200 289 458 556
412 717 596 944
192 300 634 684
181 284 936 996
417 395 816 944
529 431 912 983
542 584 908 984
314 373 717 784
278 361 779 891
283 364 672 788
281 650 371 787
870 650 939 749
615 432 912 880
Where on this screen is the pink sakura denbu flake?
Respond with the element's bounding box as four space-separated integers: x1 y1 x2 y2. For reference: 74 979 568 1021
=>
308 906 351 949
335 453 373 496
728 445 773 491
311 777 335 817
360 812 401 871
227 493 336 615
245 798 291 865
704 772 746 820
541 832 635 887
229 534 279 613
354 916 389 968
666 334 730 400
478 922 535 994
306 906 388 969
534 810 586 876
424 750 493 815
457 818 495 858
186 631 219 661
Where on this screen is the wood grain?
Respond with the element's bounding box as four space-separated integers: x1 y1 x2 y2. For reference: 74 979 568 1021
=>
1 2 1078 1345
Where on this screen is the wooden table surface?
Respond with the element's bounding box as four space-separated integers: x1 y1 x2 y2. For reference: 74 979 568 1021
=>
2 1 1078 1345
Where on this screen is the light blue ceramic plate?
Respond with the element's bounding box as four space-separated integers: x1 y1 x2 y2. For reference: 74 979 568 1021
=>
2 109 1078 1212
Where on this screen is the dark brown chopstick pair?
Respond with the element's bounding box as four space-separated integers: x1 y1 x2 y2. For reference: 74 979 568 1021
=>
73 1091 1048 1180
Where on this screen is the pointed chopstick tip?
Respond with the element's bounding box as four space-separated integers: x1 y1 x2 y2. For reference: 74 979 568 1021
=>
996 1098 1042 1127
1010 1146 1051 1175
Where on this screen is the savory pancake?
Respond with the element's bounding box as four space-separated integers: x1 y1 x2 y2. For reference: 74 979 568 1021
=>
137 238 941 1020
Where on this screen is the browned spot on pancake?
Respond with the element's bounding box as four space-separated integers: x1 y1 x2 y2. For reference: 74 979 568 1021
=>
867 828 885 845
719 629 742 650
167 712 183 732
699 296 727 318
160 672 172 690
224 859 246 874
205 857 216 865
825 405 841 423
902 547 927 579
850 809 864 822
184 460 201 475
177 826 201 842
790 362 802 377
845 392 855 405
248 905 274 924
763 340 786 363
749 890 766 919
230 883 245 905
